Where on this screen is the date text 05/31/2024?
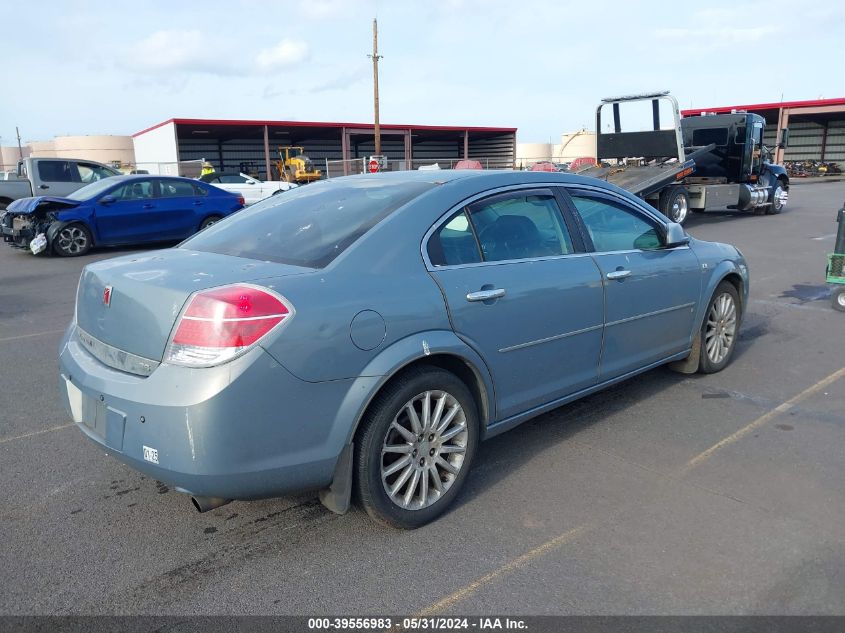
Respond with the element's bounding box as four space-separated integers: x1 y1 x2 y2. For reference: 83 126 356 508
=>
307 617 528 630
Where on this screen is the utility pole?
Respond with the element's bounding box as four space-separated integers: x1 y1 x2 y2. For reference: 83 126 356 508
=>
368 18 383 156
16 126 23 161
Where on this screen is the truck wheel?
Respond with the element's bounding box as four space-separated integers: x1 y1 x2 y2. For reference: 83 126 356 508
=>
766 179 787 215
659 186 690 225
53 223 92 257
832 287 845 312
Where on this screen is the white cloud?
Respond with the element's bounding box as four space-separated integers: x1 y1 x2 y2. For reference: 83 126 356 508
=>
656 25 780 45
255 39 310 72
125 29 221 73
300 0 352 19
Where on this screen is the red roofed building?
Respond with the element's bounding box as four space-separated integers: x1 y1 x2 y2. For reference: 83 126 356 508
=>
132 118 517 179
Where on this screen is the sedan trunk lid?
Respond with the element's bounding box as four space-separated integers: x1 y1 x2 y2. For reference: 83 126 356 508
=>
75 248 313 364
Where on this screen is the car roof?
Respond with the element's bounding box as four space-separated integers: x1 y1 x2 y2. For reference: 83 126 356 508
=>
323 169 608 188
105 174 201 184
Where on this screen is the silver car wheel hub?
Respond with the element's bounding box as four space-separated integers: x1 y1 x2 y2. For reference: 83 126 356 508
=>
671 195 688 223
774 186 788 210
381 390 467 510
704 292 737 364
837 291 845 308
57 226 87 254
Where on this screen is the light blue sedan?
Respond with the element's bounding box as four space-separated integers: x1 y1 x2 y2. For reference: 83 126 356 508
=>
58 171 748 528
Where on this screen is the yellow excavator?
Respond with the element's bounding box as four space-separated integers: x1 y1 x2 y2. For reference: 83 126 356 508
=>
275 146 322 184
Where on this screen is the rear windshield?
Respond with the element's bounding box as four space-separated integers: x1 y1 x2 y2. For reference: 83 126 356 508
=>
691 127 729 147
180 178 435 268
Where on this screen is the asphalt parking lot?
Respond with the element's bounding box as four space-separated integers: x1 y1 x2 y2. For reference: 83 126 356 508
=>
1 182 844 616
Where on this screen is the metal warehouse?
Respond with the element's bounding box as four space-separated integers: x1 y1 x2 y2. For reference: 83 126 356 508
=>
682 97 845 167
132 118 517 179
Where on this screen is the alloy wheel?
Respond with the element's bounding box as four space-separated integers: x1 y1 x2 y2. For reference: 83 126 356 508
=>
380 390 468 510
705 292 737 364
57 226 88 254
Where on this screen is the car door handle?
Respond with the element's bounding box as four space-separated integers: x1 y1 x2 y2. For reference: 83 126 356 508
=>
193 201 204 205
466 288 506 302
606 270 632 280
39 184 49 189
143 203 155 209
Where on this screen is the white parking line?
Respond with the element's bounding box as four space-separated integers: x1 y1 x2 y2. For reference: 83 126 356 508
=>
0 329 65 343
0 423 74 445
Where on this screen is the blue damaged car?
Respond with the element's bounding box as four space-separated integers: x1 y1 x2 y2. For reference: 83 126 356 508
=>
1 175 243 256
58 170 748 528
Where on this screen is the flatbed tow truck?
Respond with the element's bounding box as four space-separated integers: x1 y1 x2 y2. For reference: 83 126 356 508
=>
574 91 790 224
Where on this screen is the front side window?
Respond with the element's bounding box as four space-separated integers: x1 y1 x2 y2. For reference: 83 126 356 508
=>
468 192 573 262
569 193 662 252
78 163 118 183
219 174 248 183
37 160 77 183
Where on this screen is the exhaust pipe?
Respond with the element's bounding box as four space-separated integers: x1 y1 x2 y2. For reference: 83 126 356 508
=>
191 496 232 513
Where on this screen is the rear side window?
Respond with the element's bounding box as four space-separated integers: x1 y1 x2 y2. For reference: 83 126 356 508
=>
112 180 154 200
38 160 78 183
181 179 434 268
469 192 573 262
158 180 197 197
428 211 481 266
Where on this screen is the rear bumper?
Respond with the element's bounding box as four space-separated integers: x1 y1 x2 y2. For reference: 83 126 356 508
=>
58 324 374 500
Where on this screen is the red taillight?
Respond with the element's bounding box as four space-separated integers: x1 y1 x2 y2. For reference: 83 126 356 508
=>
237 195 245 206
165 284 292 366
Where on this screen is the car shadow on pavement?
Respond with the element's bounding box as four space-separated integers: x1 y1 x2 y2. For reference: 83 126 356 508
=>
449 366 686 513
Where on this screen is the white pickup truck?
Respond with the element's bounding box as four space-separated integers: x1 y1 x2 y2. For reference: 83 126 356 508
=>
0 157 120 210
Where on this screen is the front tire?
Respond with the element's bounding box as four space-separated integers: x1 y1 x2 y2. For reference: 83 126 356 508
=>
698 281 741 373
766 179 787 215
53 223 92 257
354 367 479 529
659 185 690 225
832 287 845 312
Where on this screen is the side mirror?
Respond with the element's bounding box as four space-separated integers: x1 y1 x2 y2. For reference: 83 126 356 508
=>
665 222 690 248
246 180 257 185
100 195 116 205
778 128 790 149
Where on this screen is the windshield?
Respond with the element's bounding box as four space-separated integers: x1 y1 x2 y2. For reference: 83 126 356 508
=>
66 177 122 201
180 178 435 268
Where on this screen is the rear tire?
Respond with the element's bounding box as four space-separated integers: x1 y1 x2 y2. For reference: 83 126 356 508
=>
659 186 690 225
199 215 221 231
354 366 478 529
698 281 741 373
832 287 845 312
52 223 92 257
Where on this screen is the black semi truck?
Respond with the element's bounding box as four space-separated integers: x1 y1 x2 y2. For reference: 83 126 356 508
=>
575 91 790 224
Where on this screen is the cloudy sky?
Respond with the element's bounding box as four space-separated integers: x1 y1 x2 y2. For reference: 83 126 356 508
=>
1 0 843 146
